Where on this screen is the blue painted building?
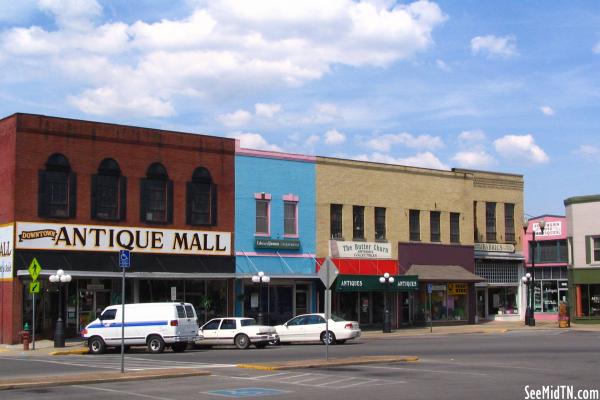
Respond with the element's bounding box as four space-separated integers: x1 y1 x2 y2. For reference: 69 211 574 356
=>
235 144 317 325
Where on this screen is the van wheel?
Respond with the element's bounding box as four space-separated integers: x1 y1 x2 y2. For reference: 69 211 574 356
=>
320 331 336 345
88 336 105 355
147 335 165 353
171 343 187 353
234 334 250 349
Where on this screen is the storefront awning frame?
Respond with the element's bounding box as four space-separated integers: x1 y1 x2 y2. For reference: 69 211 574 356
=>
405 264 485 282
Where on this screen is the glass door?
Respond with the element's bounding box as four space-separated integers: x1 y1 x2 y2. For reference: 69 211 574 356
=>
359 293 370 324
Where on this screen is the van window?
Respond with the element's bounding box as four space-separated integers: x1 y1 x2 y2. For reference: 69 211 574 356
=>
184 305 195 319
221 319 236 330
100 309 117 321
176 305 186 318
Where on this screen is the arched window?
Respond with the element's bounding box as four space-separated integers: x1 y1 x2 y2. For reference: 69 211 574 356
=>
91 158 126 221
140 162 172 224
38 153 76 218
186 167 216 225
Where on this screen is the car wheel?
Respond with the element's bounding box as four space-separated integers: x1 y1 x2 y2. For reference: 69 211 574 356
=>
88 336 105 355
171 343 187 353
147 335 165 353
234 334 250 349
320 331 336 345
255 342 267 349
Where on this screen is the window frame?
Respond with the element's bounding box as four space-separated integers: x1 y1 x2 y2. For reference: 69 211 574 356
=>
594 237 600 262
255 198 270 236
283 200 298 238
375 207 386 241
504 203 515 243
409 209 420 241
450 212 460 243
353 205 365 240
38 153 76 219
330 204 343 240
91 158 126 222
430 211 441 242
187 167 216 226
486 202 497 242
140 163 173 224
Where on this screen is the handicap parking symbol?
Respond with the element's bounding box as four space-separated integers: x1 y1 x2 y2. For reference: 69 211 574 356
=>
206 388 289 398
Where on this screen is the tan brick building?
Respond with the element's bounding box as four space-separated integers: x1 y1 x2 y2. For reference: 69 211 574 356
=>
316 157 524 327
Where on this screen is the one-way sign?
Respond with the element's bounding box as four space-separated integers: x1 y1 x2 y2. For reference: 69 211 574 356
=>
318 257 339 289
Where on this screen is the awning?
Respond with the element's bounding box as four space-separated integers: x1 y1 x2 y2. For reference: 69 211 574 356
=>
405 264 485 283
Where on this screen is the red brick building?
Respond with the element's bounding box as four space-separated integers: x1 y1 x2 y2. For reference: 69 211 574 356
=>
0 113 236 344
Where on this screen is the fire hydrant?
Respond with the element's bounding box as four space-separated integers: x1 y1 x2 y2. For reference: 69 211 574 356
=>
20 330 30 351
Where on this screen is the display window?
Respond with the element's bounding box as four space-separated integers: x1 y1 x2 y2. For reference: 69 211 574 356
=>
488 287 519 315
415 283 468 322
579 284 600 317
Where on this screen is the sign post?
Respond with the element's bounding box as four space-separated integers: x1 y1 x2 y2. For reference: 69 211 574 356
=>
28 258 42 350
118 250 130 374
317 257 339 361
427 283 433 333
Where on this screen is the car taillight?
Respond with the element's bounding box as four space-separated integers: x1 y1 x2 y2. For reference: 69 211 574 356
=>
80 329 88 335
344 323 353 329
170 320 178 326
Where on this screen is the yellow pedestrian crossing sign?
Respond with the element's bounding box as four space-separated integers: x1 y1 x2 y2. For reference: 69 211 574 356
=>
28 258 42 281
29 281 40 294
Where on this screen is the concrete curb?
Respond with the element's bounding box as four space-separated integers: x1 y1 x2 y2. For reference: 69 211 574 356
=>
0 368 211 391
237 355 419 371
49 347 89 356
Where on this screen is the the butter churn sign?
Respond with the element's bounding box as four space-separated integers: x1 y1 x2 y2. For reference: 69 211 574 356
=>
15 222 231 256
330 240 392 259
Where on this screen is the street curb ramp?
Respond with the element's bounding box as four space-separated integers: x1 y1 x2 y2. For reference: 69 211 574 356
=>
237 355 419 371
0 368 210 391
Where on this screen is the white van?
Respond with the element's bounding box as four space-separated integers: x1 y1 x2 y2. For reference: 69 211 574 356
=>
82 302 200 354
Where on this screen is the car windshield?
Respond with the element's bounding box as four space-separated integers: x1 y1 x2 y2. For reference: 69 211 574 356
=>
331 314 346 322
240 319 257 327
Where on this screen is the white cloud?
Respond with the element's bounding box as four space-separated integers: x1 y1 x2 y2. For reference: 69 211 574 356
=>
68 87 174 117
593 41 600 54
325 129 346 145
494 134 549 164
540 106 555 116
452 150 495 168
230 132 283 152
471 35 517 58
435 58 450 71
354 151 449 170
458 129 486 143
575 144 600 162
0 0 447 117
255 103 282 118
367 132 443 152
217 110 253 127
306 134 320 146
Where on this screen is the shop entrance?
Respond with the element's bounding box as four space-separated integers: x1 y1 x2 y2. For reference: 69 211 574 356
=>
476 288 486 320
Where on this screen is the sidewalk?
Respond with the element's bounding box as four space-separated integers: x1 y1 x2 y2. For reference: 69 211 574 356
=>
0 338 87 356
361 320 600 338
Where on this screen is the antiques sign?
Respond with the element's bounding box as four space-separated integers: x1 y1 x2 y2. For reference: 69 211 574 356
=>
15 222 231 256
330 240 392 259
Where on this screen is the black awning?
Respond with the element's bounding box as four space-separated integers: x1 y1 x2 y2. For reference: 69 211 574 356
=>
15 250 235 275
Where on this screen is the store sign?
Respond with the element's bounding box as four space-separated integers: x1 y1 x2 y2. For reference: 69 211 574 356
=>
474 243 515 253
15 222 231 256
335 275 418 292
533 221 562 237
330 240 392 259
448 283 468 295
0 224 14 280
254 238 300 250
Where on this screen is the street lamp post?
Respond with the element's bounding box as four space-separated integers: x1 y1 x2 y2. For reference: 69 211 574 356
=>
521 273 532 326
49 269 72 348
251 271 270 325
523 219 545 326
379 272 395 333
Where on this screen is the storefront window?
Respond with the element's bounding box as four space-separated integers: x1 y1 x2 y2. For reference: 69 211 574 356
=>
542 281 559 313
488 287 519 315
431 287 446 321
578 284 600 317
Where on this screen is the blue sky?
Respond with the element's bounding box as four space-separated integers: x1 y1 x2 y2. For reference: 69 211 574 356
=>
1 0 599 217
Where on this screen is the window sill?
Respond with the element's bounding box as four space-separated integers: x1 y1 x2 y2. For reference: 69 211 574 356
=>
330 237 345 241
283 235 299 239
352 237 366 242
375 238 388 243
254 233 270 237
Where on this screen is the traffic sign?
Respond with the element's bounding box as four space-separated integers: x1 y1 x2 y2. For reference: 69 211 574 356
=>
29 281 40 294
119 250 130 269
28 258 42 281
427 283 433 294
318 257 339 289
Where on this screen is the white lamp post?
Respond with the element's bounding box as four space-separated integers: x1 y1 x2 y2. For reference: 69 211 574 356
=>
379 272 395 333
49 269 72 348
523 219 545 326
252 271 270 325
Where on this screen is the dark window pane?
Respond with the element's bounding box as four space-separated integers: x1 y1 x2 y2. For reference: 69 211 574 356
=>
221 319 236 329
284 201 297 235
504 203 515 242
96 175 120 220
430 211 441 242
256 200 269 234
176 305 186 318
486 202 496 242
595 238 600 262
450 212 460 243
145 180 167 222
375 207 386 240
353 205 365 240
191 182 211 225
184 305 195 319
330 204 343 239
409 209 420 241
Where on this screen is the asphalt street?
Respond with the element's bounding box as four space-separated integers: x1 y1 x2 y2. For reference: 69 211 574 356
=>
1 330 599 400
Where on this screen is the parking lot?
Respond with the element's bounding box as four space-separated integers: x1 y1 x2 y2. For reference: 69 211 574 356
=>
1 330 599 400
